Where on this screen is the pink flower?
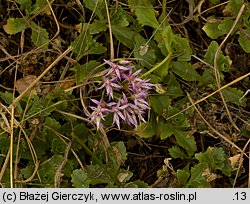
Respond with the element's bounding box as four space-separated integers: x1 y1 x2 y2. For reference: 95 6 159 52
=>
85 60 155 130
123 69 142 90
134 79 155 92
108 100 127 129
104 59 132 80
132 92 150 110
98 77 121 99
88 99 110 130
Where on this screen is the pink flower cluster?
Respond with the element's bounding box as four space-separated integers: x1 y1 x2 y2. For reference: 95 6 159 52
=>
85 60 155 130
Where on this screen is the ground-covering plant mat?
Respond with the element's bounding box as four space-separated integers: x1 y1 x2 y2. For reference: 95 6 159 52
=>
0 0 249 188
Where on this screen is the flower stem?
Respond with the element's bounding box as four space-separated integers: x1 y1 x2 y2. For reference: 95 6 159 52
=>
140 51 172 78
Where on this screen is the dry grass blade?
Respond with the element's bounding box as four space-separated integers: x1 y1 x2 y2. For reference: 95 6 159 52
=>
165 71 250 122
0 150 10 184
54 142 72 188
46 0 60 41
187 93 246 156
213 4 245 133
1 101 39 185
10 105 15 188
45 126 85 171
233 139 250 187
197 1 229 22
0 44 16 61
11 124 39 184
11 46 73 106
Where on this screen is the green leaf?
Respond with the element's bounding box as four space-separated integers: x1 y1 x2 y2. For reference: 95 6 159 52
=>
166 73 184 98
168 106 186 125
84 0 105 20
222 87 247 107
149 94 170 114
173 130 197 157
30 22 49 50
159 123 174 139
62 160 74 178
241 121 250 138
202 19 234 39
73 124 89 138
0 136 10 155
0 168 10 187
89 20 107 34
29 0 48 14
156 26 174 55
16 0 49 14
187 163 211 187
194 147 232 177
38 155 64 184
169 146 187 159
204 41 218 64
114 141 127 162
154 60 171 78
82 164 111 186
21 164 34 179
15 0 32 11
71 31 106 60
128 0 159 29
3 17 29 35
87 40 107 55
45 117 61 131
15 0 50 14
112 25 135 49
177 167 190 186
217 55 232 72
71 169 90 188
168 71 181 87
147 74 162 84
166 86 184 98
136 122 155 138
71 31 91 60
1 91 13 105
110 7 129 27
221 158 232 177
238 29 250 53
204 41 232 72
73 60 100 84
224 0 244 16
133 33 157 68
172 35 192 61
52 138 66 154
31 140 47 158
242 12 250 28
26 95 56 117
195 147 225 171
171 61 202 81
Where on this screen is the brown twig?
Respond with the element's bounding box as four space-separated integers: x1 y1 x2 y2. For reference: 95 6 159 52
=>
54 142 72 188
233 139 250 187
